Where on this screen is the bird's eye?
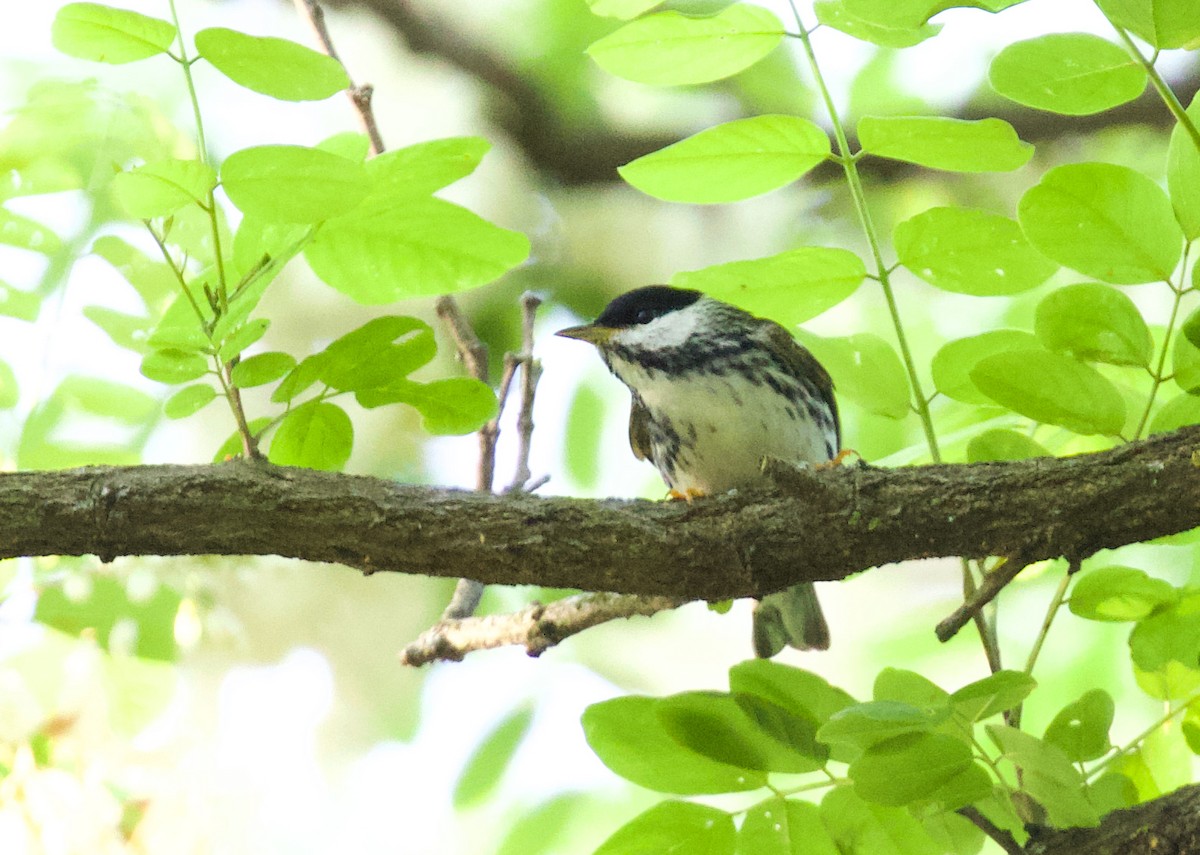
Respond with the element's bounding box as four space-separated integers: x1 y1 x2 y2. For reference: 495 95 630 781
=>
634 308 658 324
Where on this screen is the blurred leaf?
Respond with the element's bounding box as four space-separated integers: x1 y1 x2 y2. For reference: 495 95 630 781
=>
970 349 1126 435
1018 162 1183 285
221 145 370 224
231 217 311 280
672 247 865 325
83 306 152 353
230 351 296 388
874 668 949 708
1094 0 1200 49
315 316 435 391
587 0 664 18
140 348 209 384
163 383 217 419
734 693 828 771
1088 772 1138 815
857 116 1031 172
844 0 1028 29
796 331 910 419
1034 283 1152 366
988 34 1145 115
1173 333 1200 393
619 115 829 203
967 428 1050 462
1043 689 1114 762
52 3 176 64
0 281 42 320
1119 723 1193 802
0 359 16 409
1129 592 1200 696
587 5 783 86
216 318 270 363
564 381 606 486
738 798 838 855
987 725 1100 827
268 400 353 471
1183 305 1200 350
1149 393 1200 434
304 197 530 302
849 732 973 806
582 695 768 794
817 700 948 751
594 801 734 855
214 416 271 462
1070 565 1178 622
814 0 941 47
453 705 534 809
495 793 594 855
35 576 180 661
949 670 1036 723
820 787 941 855
894 207 1056 296
358 378 498 435
1167 94 1200 239
91 235 177 310
195 27 349 101
921 811 986 855
112 158 216 218
0 208 62 254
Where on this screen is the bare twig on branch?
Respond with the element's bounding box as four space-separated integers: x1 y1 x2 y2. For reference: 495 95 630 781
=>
504 291 543 494
400 592 686 665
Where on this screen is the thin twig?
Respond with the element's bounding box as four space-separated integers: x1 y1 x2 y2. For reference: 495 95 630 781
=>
505 291 543 493
291 0 386 156
956 806 1023 855
936 555 1035 643
435 296 498 491
400 593 688 665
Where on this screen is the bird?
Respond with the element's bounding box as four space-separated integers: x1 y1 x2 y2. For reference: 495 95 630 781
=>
556 285 840 657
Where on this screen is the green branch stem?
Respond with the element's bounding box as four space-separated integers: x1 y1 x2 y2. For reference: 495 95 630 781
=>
1111 25 1200 155
1134 274 1187 440
1086 686 1200 783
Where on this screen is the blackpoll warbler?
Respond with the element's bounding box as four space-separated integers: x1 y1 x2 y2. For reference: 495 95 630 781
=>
557 286 839 657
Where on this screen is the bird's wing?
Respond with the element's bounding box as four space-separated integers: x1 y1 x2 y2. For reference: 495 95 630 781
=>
764 322 841 449
628 394 652 462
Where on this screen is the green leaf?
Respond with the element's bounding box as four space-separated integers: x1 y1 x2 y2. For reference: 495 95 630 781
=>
738 798 838 855
1129 592 1200 677
1034 283 1152 366
1018 161 1183 285
0 281 42 321
894 207 1056 296
970 349 1126 435
654 691 821 773
873 668 949 709
594 801 735 855
82 306 151 353
988 34 1145 115
268 400 353 471
1094 0 1200 49
214 416 271 462
1173 334 1200 394
453 705 533 809
195 27 350 101
966 428 1051 462
795 332 910 419
1183 305 1200 350
586 5 784 86
1167 94 1200 239
849 732 973 806
216 318 270 363
586 0 663 19
986 725 1101 828
671 247 865 326
357 378 498 435
19 377 157 468
734 694 828 772
52 3 177 64
813 1 942 48
729 661 858 727
91 236 177 309
112 158 216 219
1150 393 1200 435
230 351 296 388
843 0 1028 29
0 359 17 410
618 115 829 203
35 576 180 661
0 208 62 254
1070 565 1179 622
314 316 435 391
582 696 768 794
820 787 940 855
367 137 491 199
930 330 1042 405
140 348 209 384
950 671 1036 723
1044 690 1114 763
317 131 371 162
857 116 1032 172
221 145 370 224
163 383 216 419
817 700 947 751
1120 722 1193 802
921 811 986 855
304 197 530 302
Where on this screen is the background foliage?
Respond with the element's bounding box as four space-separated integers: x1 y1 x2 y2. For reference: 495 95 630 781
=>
0 0 1198 852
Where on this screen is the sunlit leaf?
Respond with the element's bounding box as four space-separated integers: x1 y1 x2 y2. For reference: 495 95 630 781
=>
738 798 838 855
1167 94 1200 239
989 34 1145 115
950 671 1036 723
1044 690 1114 762
163 383 216 419
594 801 735 855
966 428 1050 462
931 330 1041 405
357 377 498 435
453 705 534 809
221 144 370 224
112 158 216 219
0 359 16 409
35 575 181 661
858 116 1032 172
140 348 209 384
844 0 1028 29
268 400 353 471
1034 283 1152 366
814 0 941 48
796 332 910 419
230 351 296 388
1094 0 1200 49
195 27 349 101
52 2 177 64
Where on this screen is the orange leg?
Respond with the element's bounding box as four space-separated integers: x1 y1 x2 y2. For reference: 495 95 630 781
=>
815 448 858 470
669 487 708 502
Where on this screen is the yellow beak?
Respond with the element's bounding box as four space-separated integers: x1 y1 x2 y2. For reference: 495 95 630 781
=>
555 324 615 346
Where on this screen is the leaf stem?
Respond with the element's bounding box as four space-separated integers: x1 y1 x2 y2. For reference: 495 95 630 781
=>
1110 25 1200 156
1134 273 1187 440
1023 567 1073 676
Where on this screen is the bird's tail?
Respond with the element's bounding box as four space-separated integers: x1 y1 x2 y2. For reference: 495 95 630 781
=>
752 582 830 658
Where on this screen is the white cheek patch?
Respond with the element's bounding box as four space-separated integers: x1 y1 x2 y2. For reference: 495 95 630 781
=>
614 301 704 350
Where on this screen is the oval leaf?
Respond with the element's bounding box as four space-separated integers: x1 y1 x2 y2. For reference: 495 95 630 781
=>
672 247 865 326
1044 690 1114 763
112 158 217 219
595 801 735 855
967 428 1051 462
795 331 910 419
814 1 942 48
858 116 1032 172
195 27 350 101
52 2 177 64
1034 282 1152 366
268 400 353 471
930 330 1041 405
1167 94 1200 239
971 349 1126 435
849 732 973 806
221 145 370 224
140 348 209 384
357 377 498 435
950 671 1036 723
163 383 216 419
817 700 947 751
895 207 1056 296
989 33 1146 116
1018 161 1183 285
586 4 784 86
1094 0 1200 50
1070 565 1179 622
230 351 297 388
619 115 829 203
739 798 839 855
453 705 533 809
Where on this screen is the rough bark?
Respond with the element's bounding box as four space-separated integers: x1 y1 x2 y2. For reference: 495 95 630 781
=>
2 424 1196 599
1025 783 1200 855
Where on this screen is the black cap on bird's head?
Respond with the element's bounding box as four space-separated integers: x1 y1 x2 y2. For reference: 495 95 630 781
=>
556 286 703 346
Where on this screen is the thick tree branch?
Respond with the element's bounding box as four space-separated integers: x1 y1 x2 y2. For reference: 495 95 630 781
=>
1023 782 1200 854
1 425 1196 601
